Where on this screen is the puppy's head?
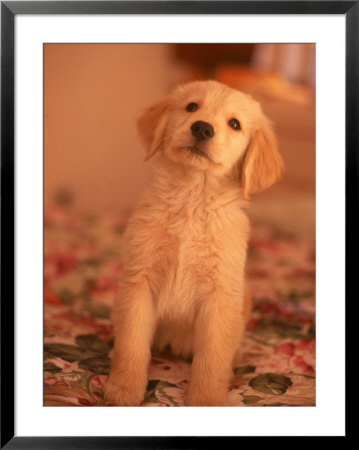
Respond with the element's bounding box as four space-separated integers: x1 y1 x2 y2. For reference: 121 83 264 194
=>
137 80 283 197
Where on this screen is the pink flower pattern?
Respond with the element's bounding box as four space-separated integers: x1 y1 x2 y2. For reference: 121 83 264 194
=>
44 207 315 406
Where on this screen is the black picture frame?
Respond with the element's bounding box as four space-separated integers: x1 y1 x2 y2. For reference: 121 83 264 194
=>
1 1 355 447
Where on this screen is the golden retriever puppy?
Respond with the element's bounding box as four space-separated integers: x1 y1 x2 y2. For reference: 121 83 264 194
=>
104 80 283 406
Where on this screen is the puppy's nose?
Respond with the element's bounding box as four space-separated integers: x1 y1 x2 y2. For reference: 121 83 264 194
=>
191 121 214 141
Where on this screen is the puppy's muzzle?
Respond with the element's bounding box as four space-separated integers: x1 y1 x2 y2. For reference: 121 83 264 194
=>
191 121 214 141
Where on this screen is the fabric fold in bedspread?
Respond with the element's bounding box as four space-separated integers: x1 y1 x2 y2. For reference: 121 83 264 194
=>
44 207 315 406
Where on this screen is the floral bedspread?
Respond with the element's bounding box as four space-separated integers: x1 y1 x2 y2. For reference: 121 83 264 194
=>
44 207 315 406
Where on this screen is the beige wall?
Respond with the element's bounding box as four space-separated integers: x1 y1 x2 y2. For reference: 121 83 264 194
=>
44 44 188 211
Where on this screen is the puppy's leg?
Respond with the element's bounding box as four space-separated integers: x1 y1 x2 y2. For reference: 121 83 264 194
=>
187 292 245 406
104 280 156 406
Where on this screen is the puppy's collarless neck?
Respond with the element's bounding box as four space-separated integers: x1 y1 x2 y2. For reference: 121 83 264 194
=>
150 157 246 211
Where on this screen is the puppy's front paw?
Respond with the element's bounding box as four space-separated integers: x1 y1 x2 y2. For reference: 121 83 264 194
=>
104 380 145 406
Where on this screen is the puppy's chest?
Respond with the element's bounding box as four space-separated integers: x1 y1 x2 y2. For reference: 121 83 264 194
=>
166 202 210 245
151 203 213 272
148 200 246 296
149 205 215 315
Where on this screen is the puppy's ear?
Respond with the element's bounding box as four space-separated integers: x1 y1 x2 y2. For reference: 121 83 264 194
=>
137 96 171 161
241 117 284 198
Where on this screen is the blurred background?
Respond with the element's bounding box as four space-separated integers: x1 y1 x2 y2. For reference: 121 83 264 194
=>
44 44 315 241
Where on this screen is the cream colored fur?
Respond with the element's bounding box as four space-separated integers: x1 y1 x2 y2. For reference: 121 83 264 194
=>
104 80 283 406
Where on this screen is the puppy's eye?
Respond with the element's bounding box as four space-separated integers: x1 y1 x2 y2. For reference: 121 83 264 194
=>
186 102 198 112
228 118 241 130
